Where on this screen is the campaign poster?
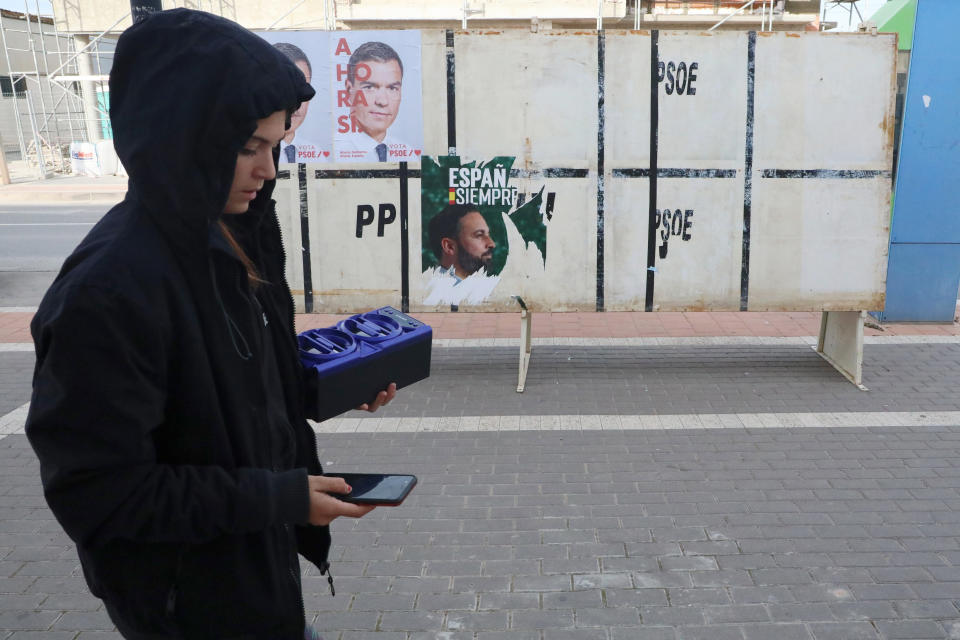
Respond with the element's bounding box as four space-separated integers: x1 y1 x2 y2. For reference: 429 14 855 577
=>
257 31 333 164
421 156 549 306
331 31 423 163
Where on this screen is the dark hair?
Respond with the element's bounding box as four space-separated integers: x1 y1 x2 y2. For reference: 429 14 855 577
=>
218 220 265 288
273 42 312 77
347 41 403 85
428 204 479 260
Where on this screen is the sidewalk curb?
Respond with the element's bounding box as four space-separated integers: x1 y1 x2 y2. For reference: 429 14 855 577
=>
0 190 125 204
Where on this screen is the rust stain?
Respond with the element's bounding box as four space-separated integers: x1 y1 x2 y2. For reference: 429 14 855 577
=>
628 29 652 35
880 113 896 146
681 302 710 313
786 33 801 38
322 289 397 296
758 32 774 38
481 30 502 35
290 289 396 297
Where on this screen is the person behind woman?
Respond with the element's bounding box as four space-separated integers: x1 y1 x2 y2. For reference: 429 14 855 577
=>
25 9 393 639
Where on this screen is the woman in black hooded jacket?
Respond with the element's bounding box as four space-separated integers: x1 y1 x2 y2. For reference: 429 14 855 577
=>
24 9 393 639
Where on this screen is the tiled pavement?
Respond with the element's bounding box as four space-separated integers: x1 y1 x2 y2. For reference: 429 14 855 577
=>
3 310 960 344
2 309 960 639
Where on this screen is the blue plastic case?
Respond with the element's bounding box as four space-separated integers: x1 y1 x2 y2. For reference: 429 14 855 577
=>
298 307 432 421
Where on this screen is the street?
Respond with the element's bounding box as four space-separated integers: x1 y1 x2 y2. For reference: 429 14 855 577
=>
0 203 107 308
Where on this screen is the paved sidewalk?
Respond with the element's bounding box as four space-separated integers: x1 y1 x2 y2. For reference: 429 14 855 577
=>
2 308 960 639
2 309 959 344
0 163 126 204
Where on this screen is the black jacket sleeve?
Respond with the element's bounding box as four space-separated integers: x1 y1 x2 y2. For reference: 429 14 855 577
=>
26 284 310 549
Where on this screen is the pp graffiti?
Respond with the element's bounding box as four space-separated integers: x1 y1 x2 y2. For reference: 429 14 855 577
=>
356 203 397 237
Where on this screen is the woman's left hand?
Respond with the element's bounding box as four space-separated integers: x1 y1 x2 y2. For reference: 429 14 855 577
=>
357 382 397 412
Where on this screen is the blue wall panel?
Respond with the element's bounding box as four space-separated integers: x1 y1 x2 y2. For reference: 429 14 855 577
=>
882 0 960 321
884 244 960 322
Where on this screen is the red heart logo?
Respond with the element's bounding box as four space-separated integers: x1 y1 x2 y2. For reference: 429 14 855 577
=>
322 151 330 157
414 149 421 156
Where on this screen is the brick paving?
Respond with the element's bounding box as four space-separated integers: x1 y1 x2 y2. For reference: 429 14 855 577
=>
0 314 33 345
3 426 960 639
2 307 960 638
4 344 960 421
0 353 34 416
4 310 959 344
294 312 960 341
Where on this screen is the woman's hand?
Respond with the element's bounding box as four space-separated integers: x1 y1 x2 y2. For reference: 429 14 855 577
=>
306 475 375 526
357 382 397 413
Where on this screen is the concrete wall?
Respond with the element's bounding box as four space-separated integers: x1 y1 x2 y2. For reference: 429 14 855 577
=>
271 29 896 314
51 1 133 34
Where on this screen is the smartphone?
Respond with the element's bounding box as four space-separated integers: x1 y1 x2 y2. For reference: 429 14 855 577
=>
324 473 418 506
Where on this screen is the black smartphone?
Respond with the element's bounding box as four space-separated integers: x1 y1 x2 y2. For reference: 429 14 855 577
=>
324 473 418 506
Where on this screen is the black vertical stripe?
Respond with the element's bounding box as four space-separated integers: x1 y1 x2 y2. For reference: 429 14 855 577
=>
399 161 410 313
740 31 756 312
645 31 659 313
596 31 606 313
298 162 313 313
447 29 458 313
446 30 457 155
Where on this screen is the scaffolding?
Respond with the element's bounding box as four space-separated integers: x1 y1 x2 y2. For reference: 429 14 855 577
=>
640 0 785 30
0 1 295 179
821 0 863 30
0 2 116 178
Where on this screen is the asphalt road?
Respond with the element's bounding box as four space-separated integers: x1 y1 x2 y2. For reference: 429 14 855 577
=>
0 203 107 307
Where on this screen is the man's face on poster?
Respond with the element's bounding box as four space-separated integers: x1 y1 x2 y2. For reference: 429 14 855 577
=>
286 59 312 143
452 211 495 278
346 58 402 142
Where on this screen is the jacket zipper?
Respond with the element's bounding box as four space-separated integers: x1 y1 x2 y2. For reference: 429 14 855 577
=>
165 550 185 621
284 522 307 626
269 202 335 599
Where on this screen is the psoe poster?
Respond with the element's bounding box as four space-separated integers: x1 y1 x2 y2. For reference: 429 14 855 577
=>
257 31 332 164
331 31 423 163
421 156 549 306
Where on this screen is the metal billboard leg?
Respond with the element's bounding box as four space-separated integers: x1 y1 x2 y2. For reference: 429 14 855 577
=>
815 310 868 391
517 308 532 393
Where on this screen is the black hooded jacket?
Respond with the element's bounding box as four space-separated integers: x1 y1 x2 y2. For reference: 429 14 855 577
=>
26 10 328 639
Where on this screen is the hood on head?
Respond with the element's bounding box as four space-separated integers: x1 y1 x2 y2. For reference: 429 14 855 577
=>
109 9 314 230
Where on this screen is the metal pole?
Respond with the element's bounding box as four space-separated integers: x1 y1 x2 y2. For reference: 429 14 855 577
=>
73 34 100 143
0 132 11 185
47 11 129 80
708 0 759 31
24 88 46 178
130 0 162 24
0 15 28 163
49 18 75 146
30 0 65 170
